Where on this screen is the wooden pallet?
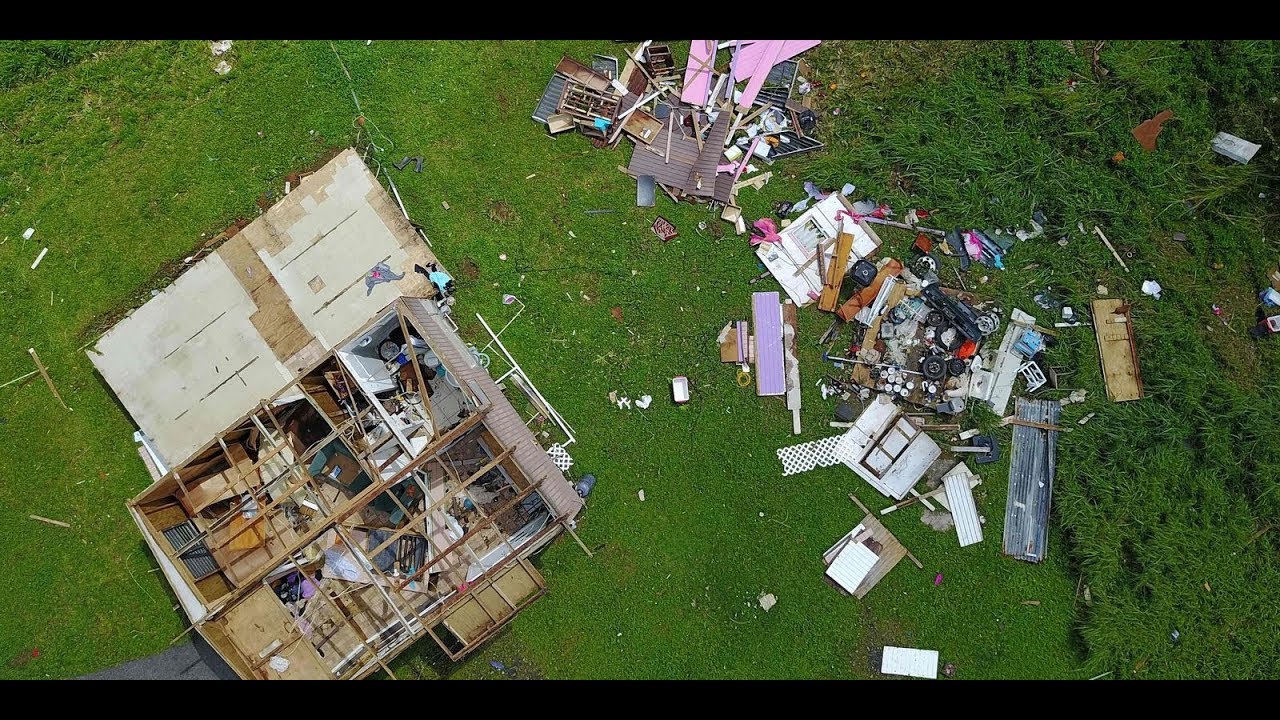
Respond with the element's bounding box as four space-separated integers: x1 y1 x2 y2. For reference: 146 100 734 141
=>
557 82 620 124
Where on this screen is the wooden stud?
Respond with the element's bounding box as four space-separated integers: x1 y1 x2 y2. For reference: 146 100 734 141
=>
29 514 70 528
1092 226 1130 272
561 520 594 558
365 446 514 561
395 302 440 439
28 347 69 410
0 369 38 390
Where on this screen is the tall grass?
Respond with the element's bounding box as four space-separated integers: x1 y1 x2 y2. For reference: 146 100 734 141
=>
808 39 1280 678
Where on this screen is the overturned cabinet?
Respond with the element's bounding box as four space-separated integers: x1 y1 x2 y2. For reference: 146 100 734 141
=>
91 149 583 679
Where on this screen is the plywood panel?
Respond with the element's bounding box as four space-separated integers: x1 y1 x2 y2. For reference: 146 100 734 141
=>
1091 299 1143 401
881 646 939 679
217 586 330 680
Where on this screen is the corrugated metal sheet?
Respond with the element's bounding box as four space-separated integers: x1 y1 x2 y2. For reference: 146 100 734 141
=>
881 646 939 679
752 292 785 396
1002 397 1060 562
770 133 824 160
532 74 567 124
944 471 983 547
826 537 878 593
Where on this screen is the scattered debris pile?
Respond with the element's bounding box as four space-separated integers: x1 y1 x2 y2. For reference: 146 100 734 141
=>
533 41 824 229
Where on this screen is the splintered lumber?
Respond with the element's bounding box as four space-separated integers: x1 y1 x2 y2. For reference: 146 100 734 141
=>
28 347 70 411
1091 299 1143 401
1092 226 1130 273
783 302 802 434
1000 416 1065 432
30 515 70 528
819 229 856 312
1 370 39 390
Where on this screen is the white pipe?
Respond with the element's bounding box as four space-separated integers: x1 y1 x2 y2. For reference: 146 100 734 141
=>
475 313 577 442
386 175 410 221
480 297 526 354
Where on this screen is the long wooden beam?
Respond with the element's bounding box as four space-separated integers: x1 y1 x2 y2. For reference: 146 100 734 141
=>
365 446 514 561
213 408 490 597
396 301 440 440
397 476 544 590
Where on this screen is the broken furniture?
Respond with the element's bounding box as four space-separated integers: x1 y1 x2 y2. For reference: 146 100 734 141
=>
1003 397 1060 563
1091 299 1143 402
757 192 882 307
643 44 679 85
831 394 942 500
975 308 1040 416
533 41 826 228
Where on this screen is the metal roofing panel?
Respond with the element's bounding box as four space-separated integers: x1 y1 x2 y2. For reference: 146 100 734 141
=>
533 74 568 124
1002 397 1060 562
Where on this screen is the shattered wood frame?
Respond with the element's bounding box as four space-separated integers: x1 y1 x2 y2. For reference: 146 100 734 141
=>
128 298 576 679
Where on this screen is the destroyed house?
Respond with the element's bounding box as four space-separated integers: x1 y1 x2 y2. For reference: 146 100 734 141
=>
89 149 584 679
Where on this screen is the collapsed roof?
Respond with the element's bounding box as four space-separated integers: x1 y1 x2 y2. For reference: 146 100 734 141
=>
89 149 438 468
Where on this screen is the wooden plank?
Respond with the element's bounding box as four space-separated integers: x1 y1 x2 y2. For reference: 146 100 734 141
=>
30 514 70 528
783 302 801 434
818 231 855 312
27 348 69 411
1091 299 1143 401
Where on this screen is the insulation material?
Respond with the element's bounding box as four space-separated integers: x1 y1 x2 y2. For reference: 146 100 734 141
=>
944 469 983 547
881 646 939 679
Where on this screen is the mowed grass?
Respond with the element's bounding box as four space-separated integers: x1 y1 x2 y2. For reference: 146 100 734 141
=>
1 40 1276 680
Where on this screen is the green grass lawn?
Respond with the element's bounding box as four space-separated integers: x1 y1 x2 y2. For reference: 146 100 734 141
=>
1 39 1277 680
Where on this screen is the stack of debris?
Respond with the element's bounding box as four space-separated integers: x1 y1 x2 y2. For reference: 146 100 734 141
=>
533 41 825 229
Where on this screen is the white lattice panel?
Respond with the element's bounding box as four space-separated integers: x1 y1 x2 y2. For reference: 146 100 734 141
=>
547 442 574 471
832 427 870 471
777 434 844 476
